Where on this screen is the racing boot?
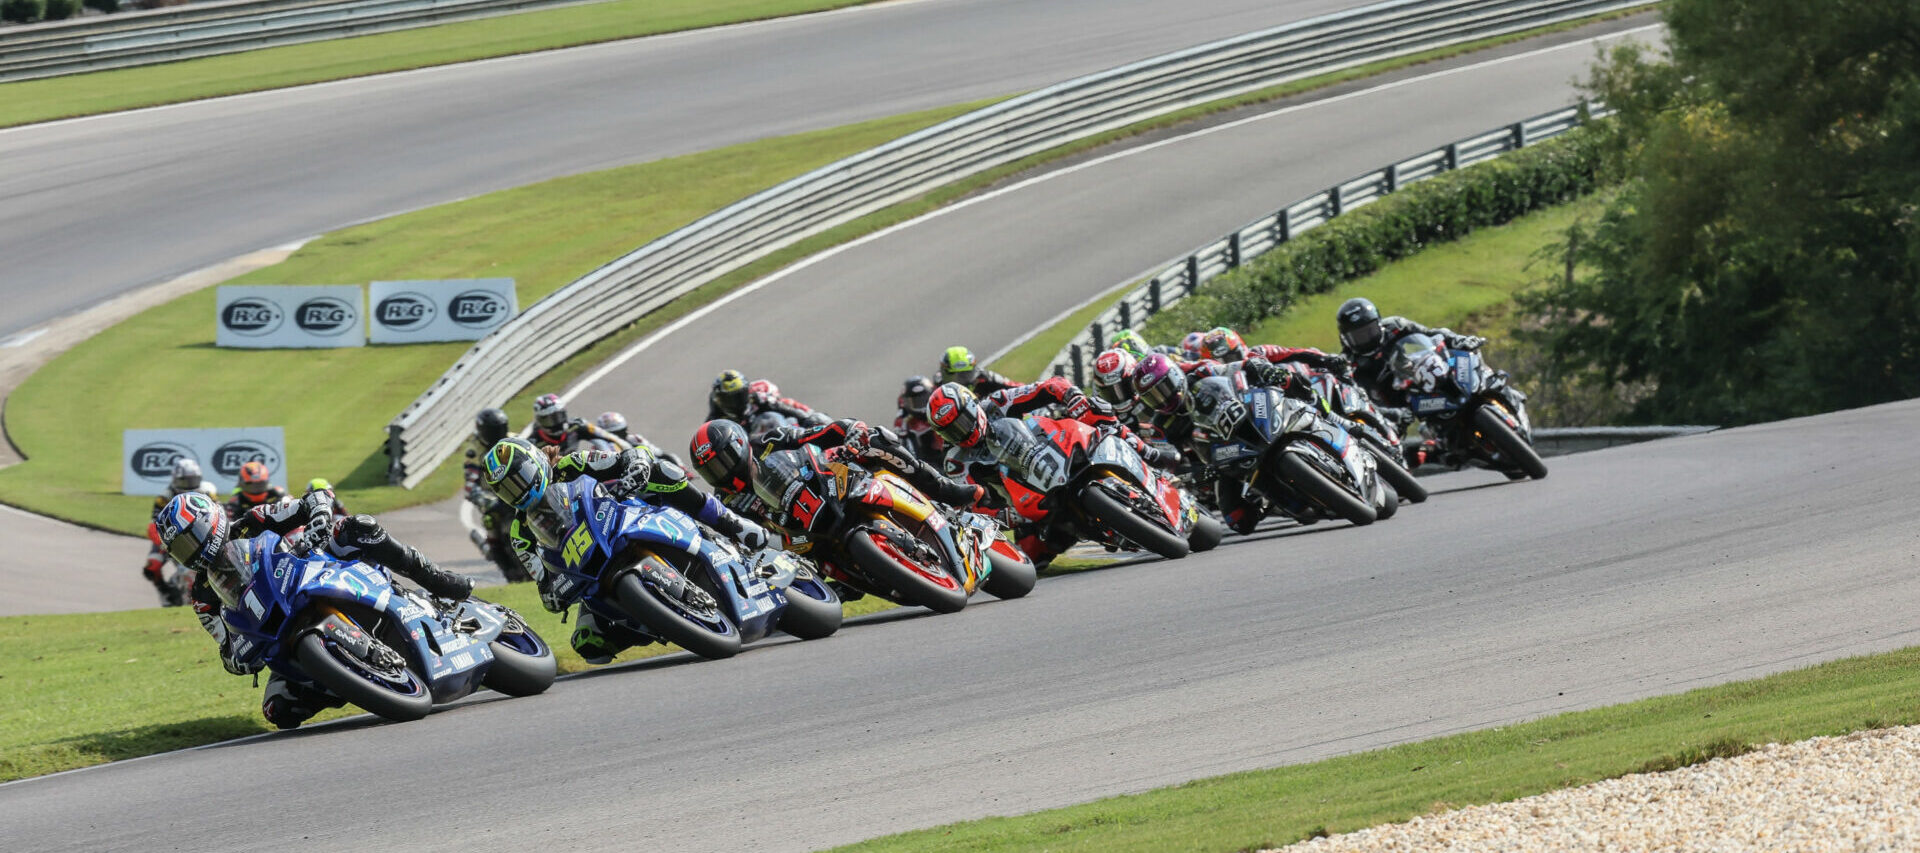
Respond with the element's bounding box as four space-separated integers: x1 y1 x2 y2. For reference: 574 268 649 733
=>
570 611 653 665
332 515 474 600
261 674 346 730
906 461 984 508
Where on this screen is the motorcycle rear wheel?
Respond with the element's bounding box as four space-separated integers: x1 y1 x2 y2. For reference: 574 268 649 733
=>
1374 478 1399 521
778 576 844 640
1078 486 1189 560
482 610 557 697
611 569 743 660
294 632 434 723
1474 406 1548 480
981 548 1037 599
1277 453 1376 527
847 531 969 614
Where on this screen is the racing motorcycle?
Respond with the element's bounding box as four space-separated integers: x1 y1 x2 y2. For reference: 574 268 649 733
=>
210 532 556 724
757 446 1035 614
1192 378 1392 527
540 477 844 658
985 416 1221 560
1292 363 1428 503
1389 333 1547 480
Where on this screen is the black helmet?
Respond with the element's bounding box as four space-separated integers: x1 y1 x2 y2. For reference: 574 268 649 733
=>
1187 376 1248 435
711 370 751 419
475 408 509 447
690 419 754 494
1336 297 1384 353
899 375 934 414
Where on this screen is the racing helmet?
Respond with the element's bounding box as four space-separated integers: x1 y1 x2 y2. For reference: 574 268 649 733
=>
475 407 510 447
898 375 934 415
1134 353 1188 415
1187 376 1248 434
748 378 780 398
158 491 229 575
689 419 754 494
595 411 629 436
169 458 203 493
1201 327 1248 362
938 346 979 386
927 382 987 448
1337 297 1384 353
1180 331 1207 361
482 437 551 511
1108 329 1151 360
532 393 569 436
1090 349 1137 408
711 370 751 419
237 460 272 497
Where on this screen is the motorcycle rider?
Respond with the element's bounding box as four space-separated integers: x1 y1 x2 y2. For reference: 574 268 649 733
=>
532 393 630 453
480 437 769 665
1199 327 1352 375
223 460 288 518
460 407 529 582
707 369 829 426
1336 297 1503 465
1088 349 1144 425
157 487 472 729
139 458 219 606
936 346 1016 398
893 375 944 462
926 378 1179 567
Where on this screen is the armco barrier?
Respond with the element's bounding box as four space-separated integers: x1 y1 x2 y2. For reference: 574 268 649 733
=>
1044 99 1608 384
383 0 1653 486
0 0 597 81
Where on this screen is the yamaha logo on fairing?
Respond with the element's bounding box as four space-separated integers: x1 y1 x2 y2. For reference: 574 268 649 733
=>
130 443 195 482
220 298 283 336
211 440 281 478
294 297 358 336
449 290 510 329
374 293 435 330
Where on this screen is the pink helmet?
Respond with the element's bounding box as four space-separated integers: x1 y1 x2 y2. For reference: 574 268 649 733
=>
1180 331 1206 361
1135 353 1189 415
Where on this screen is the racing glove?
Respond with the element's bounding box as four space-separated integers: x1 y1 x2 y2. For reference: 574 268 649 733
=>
1455 335 1487 351
711 510 769 551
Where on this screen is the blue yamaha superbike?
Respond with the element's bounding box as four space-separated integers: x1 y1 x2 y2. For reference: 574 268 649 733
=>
1195 378 1391 528
540 477 842 660
214 532 556 724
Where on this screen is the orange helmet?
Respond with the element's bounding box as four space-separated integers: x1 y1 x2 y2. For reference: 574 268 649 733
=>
237 461 272 497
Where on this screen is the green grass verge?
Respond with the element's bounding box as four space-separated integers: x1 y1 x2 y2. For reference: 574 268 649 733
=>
0 0 881 129
0 582 900 782
1240 192 1610 351
0 9 1648 537
830 647 1920 852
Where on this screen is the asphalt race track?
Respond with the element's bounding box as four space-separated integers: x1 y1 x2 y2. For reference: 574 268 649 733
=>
8 398 1919 852
0 0 1365 338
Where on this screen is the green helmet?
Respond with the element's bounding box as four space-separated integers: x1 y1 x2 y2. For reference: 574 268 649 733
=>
939 346 979 385
1109 329 1150 360
482 437 550 511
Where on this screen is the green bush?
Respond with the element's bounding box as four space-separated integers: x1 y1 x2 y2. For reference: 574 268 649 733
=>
1141 128 1605 341
42 0 79 19
82 0 117 10
0 0 45 22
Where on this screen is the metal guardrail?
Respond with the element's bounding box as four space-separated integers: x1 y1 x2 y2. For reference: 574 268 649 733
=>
0 0 597 81
1045 99 1608 384
382 0 1652 486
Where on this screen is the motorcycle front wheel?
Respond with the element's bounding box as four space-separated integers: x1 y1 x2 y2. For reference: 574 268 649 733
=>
777 572 844 640
1078 486 1189 560
1277 453 1376 527
1188 513 1224 553
980 547 1037 599
482 608 557 697
294 632 434 723
847 530 969 614
611 565 743 660
1364 438 1428 503
1474 406 1548 480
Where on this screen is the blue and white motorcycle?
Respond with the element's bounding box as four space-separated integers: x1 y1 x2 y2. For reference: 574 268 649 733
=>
1192 377 1391 527
538 477 842 661
213 532 556 724
1390 333 1547 480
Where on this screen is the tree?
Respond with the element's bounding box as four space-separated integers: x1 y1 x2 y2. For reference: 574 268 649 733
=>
1526 0 1920 425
